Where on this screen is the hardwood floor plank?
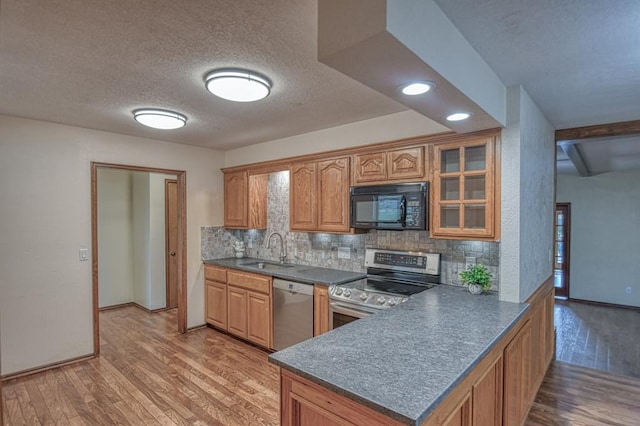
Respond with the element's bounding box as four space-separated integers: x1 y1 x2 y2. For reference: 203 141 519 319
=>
527 362 640 425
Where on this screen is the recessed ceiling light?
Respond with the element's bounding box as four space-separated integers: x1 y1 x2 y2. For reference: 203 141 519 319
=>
133 109 187 130
205 69 271 102
400 81 435 96
446 112 471 121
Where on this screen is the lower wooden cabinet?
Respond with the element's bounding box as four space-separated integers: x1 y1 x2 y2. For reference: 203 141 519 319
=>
205 265 273 349
472 355 503 426
247 291 271 348
227 286 248 337
281 370 404 426
503 319 532 426
313 285 330 336
205 280 227 330
442 392 472 426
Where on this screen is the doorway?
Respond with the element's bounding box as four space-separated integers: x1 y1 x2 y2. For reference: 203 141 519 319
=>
554 203 571 298
91 162 187 355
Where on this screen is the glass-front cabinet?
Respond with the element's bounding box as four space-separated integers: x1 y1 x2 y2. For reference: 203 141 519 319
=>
432 135 498 239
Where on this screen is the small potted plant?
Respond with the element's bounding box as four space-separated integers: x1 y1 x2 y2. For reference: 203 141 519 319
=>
459 264 492 295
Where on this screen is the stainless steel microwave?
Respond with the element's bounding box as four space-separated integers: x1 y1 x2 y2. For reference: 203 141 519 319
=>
350 182 428 230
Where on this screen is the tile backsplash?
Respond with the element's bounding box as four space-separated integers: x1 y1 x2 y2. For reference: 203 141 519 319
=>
201 171 500 290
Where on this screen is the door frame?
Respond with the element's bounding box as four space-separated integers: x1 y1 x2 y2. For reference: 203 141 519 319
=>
91 162 187 355
165 178 179 309
554 202 571 298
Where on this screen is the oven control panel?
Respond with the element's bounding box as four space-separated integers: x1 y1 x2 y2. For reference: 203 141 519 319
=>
366 249 440 275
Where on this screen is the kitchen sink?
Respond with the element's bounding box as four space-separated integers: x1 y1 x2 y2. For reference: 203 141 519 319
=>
242 261 295 270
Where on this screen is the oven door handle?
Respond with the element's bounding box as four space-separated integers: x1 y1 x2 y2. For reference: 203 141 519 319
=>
329 302 376 318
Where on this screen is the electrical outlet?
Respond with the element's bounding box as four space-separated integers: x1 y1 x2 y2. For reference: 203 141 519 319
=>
625 286 632 294
465 256 476 269
248 239 253 249
79 248 89 261
338 247 351 259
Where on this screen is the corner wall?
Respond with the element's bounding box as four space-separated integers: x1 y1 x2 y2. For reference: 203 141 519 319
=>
500 86 555 303
0 115 224 375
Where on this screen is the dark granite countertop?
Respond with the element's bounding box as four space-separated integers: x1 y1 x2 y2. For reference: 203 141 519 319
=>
268 284 529 425
203 257 366 285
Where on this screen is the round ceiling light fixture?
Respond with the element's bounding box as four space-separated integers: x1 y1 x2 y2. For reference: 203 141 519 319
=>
205 69 271 102
446 112 471 122
399 81 435 96
133 109 187 130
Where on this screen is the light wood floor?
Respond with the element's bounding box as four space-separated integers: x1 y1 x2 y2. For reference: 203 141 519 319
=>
554 300 640 378
3 305 640 425
526 361 640 425
2 307 280 425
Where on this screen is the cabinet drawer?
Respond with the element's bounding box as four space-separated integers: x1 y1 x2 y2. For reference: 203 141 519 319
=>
205 265 227 282
227 270 271 294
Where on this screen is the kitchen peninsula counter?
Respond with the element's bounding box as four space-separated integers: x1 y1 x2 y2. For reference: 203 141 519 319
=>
269 284 530 425
203 257 366 285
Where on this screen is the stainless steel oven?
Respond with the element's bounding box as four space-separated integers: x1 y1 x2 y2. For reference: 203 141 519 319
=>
329 301 377 330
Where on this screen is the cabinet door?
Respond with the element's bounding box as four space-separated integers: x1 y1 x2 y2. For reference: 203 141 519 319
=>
247 291 272 348
442 392 472 426
432 136 496 239
206 281 227 330
472 355 503 426
317 157 350 233
313 285 330 336
224 171 248 228
290 162 318 231
352 152 386 184
504 319 532 426
387 147 425 180
227 286 248 338
248 174 268 229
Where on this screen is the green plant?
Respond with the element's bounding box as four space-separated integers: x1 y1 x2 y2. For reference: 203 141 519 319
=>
459 264 492 293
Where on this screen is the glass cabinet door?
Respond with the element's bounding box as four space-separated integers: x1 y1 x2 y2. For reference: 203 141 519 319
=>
433 135 496 238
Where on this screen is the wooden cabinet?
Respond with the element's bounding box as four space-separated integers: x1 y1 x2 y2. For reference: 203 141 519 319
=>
206 281 227 330
205 265 273 349
472 355 503 426
290 157 351 233
247 291 271 348
441 392 472 426
290 162 317 231
205 265 228 330
223 171 267 229
313 285 330 336
432 135 497 240
227 270 273 348
281 370 404 426
352 147 425 185
227 286 248 337
503 319 532 426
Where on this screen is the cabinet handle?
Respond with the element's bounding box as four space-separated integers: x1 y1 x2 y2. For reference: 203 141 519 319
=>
170 252 176 256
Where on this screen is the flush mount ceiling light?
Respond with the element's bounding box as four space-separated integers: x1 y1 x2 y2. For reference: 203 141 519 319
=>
133 109 187 130
399 81 435 96
205 69 271 102
446 112 471 122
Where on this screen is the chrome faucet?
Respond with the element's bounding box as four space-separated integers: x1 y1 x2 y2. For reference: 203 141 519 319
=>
265 231 287 263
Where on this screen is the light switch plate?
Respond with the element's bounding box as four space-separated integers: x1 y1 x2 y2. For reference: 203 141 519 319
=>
465 256 476 269
338 247 351 259
79 248 89 261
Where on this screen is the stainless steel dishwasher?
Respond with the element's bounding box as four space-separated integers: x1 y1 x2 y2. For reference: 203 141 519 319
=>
272 278 314 351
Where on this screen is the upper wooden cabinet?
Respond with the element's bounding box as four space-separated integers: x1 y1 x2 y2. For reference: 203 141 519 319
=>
431 135 498 240
224 171 267 229
290 157 351 233
352 147 425 185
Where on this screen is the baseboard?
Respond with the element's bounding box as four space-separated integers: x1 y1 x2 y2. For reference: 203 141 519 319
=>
187 324 207 332
132 303 169 314
1 353 95 382
99 302 134 311
570 298 640 311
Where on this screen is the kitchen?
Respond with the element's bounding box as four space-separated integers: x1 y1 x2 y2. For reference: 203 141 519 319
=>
1 0 637 425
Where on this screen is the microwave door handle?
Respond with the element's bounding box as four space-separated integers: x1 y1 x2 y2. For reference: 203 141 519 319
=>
400 196 407 227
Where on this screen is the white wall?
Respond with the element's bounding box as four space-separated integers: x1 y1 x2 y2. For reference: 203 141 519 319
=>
557 171 640 307
97 169 134 308
224 110 448 166
132 172 152 309
500 86 555 303
0 114 224 375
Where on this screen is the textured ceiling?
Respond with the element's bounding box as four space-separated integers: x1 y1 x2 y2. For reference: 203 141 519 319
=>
0 0 407 149
434 0 640 130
